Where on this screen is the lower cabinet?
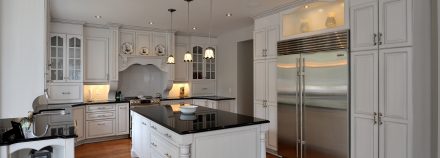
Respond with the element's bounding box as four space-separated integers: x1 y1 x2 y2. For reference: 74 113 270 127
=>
131 112 151 158
73 103 129 143
254 101 277 151
47 83 83 104
86 119 115 138
117 104 130 135
72 106 85 142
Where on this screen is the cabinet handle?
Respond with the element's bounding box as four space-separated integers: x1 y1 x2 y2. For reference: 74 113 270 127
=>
164 133 172 138
378 33 383 45
150 125 157 130
98 107 105 110
62 92 71 95
120 107 127 109
97 115 106 117
97 123 105 126
373 33 377 46
378 112 383 125
373 112 377 124
165 153 172 158
151 142 157 147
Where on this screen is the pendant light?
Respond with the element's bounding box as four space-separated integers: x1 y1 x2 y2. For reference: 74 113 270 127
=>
167 8 176 64
204 0 215 59
184 0 193 62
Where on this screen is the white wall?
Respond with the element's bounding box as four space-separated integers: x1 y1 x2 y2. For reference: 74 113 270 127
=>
237 40 254 116
413 0 433 157
216 25 254 103
0 0 47 118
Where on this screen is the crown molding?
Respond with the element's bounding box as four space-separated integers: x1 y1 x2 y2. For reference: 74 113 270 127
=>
253 0 307 19
51 18 177 33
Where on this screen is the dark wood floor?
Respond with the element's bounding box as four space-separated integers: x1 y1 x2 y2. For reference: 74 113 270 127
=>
75 138 278 158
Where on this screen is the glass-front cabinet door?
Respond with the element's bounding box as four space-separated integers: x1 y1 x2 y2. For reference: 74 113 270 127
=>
67 35 82 82
192 45 216 80
49 34 66 82
205 47 215 79
49 34 82 83
192 46 204 80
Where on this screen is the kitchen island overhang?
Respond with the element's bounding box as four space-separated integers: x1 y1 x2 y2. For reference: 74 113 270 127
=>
130 105 269 158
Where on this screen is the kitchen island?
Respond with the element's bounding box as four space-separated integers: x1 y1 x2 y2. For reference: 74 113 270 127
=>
131 104 269 158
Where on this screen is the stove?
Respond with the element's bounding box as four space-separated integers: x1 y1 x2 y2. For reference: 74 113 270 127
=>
125 96 161 106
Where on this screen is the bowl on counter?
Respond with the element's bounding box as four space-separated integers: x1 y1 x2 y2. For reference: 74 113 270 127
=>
180 105 198 114
179 114 197 121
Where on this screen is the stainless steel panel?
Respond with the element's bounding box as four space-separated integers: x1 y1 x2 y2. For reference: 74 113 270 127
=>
277 54 301 158
302 51 349 158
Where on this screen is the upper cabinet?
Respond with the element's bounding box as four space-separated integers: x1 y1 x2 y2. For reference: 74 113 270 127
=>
84 37 109 82
254 26 279 60
350 0 412 51
49 34 83 83
119 30 170 57
280 0 348 40
191 45 216 80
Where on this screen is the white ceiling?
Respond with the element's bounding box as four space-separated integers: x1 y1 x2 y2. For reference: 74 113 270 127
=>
49 0 297 36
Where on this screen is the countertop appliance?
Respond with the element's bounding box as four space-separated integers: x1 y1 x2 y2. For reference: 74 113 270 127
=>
276 30 349 158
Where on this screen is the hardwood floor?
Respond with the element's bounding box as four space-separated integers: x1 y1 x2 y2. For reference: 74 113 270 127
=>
75 138 278 158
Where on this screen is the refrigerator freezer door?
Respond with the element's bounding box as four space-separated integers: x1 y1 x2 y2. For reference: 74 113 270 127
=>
277 53 301 158
302 50 349 158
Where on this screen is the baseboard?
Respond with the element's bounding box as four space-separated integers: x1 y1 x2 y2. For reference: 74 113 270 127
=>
75 135 130 146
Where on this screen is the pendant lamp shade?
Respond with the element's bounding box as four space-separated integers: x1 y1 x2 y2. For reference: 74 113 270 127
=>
167 55 175 64
204 47 215 59
184 51 193 62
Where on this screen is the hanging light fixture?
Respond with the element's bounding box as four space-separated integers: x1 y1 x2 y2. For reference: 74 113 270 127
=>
183 0 193 62
184 0 193 62
167 8 176 64
204 0 215 59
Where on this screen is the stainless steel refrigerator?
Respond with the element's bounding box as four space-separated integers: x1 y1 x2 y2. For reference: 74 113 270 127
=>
276 31 349 158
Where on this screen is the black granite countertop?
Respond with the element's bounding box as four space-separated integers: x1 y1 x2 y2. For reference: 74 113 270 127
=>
70 100 130 107
161 96 235 101
131 105 268 135
0 116 76 146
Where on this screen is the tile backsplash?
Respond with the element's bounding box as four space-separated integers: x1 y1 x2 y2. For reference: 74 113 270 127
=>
83 85 110 102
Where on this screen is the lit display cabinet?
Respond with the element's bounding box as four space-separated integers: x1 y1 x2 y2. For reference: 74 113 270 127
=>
280 0 348 40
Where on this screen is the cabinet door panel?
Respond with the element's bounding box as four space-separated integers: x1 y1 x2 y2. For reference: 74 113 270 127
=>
351 51 379 116
254 102 266 120
85 37 109 82
254 29 266 60
380 121 409 158
379 0 412 48
254 60 266 103
350 2 379 51
266 26 279 58
379 48 411 120
267 104 277 150
351 117 378 158
175 44 189 81
86 119 115 138
117 104 129 135
135 32 151 55
72 107 85 141
266 59 277 104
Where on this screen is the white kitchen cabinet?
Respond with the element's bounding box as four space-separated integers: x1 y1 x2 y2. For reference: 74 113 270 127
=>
131 112 151 158
350 2 378 52
190 45 216 80
174 44 189 81
350 0 412 51
84 37 109 82
49 34 83 83
117 104 130 135
72 106 85 142
86 119 116 138
253 26 279 60
191 81 216 96
378 47 412 158
47 83 83 104
254 59 277 104
254 102 277 151
350 47 412 158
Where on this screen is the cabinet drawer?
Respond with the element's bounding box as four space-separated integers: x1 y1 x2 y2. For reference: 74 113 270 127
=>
149 121 179 145
86 119 115 138
86 111 116 120
191 82 215 96
48 84 82 103
86 104 115 112
150 131 179 158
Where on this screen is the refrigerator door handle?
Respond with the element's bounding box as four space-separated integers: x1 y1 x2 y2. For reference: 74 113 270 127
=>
301 57 306 158
295 57 301 158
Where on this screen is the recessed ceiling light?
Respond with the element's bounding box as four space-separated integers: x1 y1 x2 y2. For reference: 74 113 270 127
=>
94 15 102 19
226 13 232 17
148 21 153 25
304 5 309 9
192 27 198 30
